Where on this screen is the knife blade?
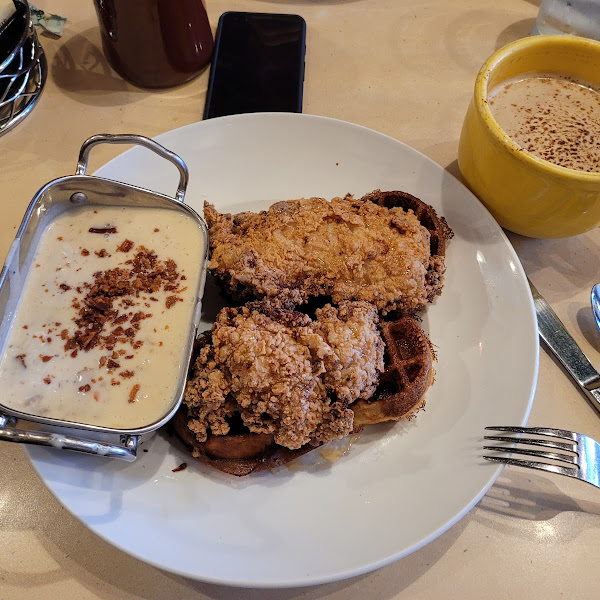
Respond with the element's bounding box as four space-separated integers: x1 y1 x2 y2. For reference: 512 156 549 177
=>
529 278 600 414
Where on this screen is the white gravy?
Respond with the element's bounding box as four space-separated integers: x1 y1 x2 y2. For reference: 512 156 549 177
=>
0 205 204 430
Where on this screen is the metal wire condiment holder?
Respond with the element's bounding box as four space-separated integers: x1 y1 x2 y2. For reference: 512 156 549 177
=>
0 0 46 136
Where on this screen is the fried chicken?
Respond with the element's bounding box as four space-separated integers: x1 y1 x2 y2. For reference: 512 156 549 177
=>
204 193 441 315
177 190 451 474
183 300 384 451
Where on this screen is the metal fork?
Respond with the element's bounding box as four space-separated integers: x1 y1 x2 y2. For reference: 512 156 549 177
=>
483 426 600 489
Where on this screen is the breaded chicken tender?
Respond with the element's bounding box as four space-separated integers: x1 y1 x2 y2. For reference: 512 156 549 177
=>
183 300 384 451
204 195 434 315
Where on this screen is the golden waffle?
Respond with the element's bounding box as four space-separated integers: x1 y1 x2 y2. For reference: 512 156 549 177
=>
351 316 435 427
172 315 434 476
359 189 453 306
172 409 317 476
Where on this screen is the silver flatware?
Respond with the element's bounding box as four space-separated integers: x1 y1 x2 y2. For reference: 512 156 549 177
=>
591 283 600 333
484 425 600 489
529 278 600 415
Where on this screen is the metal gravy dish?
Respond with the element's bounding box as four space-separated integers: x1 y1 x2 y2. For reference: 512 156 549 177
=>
0 134 208 460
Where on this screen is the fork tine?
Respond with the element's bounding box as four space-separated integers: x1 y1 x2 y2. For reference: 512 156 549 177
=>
485 426 577 441
483 435 576 452
483 455 579 477
483 445 578 465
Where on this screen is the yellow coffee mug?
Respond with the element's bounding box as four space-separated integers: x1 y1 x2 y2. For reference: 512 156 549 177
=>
458 34 600 238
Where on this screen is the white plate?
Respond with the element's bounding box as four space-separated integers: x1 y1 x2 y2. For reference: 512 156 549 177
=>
25 113 538 588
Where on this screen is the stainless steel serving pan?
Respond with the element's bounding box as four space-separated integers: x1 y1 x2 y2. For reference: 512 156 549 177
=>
0 133 208 460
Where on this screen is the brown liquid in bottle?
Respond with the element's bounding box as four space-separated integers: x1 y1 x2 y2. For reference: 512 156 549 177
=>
93 0 214 88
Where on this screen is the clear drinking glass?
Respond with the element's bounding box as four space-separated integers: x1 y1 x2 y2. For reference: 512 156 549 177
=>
533 0 600 41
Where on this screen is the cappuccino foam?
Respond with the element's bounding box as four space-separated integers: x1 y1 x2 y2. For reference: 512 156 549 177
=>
488 73 600 172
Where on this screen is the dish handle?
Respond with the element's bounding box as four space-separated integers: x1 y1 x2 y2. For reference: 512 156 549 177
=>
0 414 138 461
75 133 189 203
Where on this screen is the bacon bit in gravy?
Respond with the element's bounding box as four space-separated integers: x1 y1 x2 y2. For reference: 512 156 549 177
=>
131 312 151 324
166 295 182 309
43 377 51 385
62 246 182 371
78 384 91 392
41 239 187 394
16 354 27 368
89 226 117 234
117 239 134 252
128 384 140 403
95 249 109 258
172 462 187 472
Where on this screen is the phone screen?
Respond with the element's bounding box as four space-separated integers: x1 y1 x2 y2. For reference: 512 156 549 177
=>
203 12 306 119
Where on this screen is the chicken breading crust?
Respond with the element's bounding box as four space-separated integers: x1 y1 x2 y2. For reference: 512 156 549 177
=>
183 300 385 451
204 195 434 314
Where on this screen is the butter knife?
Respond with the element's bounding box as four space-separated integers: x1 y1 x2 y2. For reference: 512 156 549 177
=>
529 278 600 414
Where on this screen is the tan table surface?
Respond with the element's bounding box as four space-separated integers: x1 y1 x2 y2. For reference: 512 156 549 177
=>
2 1 600 598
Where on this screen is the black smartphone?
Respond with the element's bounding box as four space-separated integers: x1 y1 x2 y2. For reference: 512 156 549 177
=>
203 11 306 119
